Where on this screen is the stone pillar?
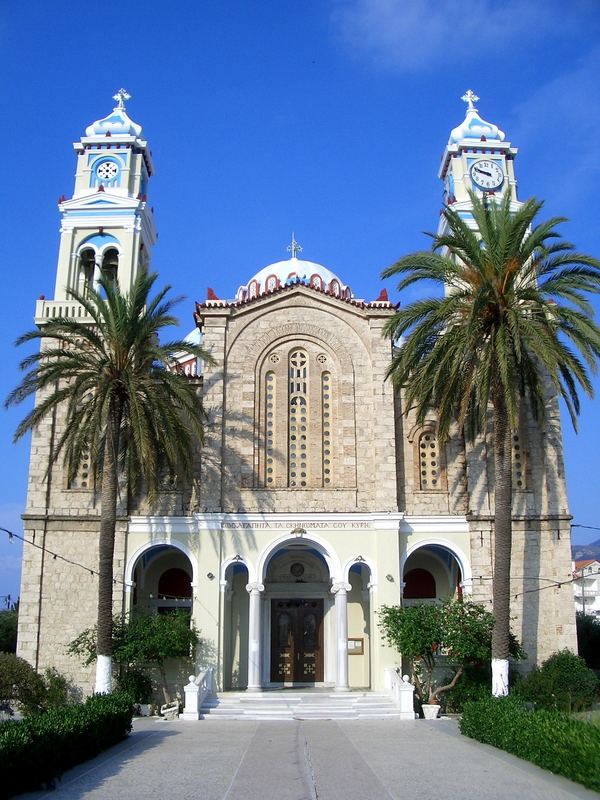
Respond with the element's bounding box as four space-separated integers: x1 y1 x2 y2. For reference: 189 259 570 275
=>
331 582 351 691
246 582 264 692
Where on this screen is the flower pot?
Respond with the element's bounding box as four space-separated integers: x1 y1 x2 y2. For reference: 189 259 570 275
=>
422 703 441 719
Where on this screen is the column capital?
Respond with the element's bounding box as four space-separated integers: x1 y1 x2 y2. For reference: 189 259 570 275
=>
246 581 265 595
331 581 351 595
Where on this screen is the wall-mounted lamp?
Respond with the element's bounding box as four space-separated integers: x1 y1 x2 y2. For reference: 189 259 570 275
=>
386 574 394 582
206 572 215 580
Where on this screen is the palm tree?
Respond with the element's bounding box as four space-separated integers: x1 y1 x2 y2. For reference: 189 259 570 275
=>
6 271 213 693
382 191 600 695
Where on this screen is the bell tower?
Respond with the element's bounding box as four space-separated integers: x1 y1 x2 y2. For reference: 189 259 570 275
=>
38 90 156 321
437 90 520 235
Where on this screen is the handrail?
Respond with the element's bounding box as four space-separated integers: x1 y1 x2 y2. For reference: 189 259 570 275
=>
181 667 214 721
384 667 416 720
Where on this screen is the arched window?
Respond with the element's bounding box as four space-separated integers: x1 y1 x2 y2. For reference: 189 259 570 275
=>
101 248 119 285
404 568 436 599
512 431 528 490
248 280 258 299
311 274 322 290
78 248 95 294
322 372 332 485
265 371 275 485
288 350 308 487
418 430 441 490
329 279 340 297
265 275 278 292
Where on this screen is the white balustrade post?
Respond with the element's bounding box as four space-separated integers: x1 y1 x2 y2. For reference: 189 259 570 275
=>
182 675 200 721
331 582 351 691
246 581 264 692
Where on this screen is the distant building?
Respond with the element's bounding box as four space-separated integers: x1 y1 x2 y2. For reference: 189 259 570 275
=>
17 91 577 694
573 560 600 617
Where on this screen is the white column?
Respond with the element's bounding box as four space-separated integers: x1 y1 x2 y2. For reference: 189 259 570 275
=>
246 581 264 692
331 582 351 691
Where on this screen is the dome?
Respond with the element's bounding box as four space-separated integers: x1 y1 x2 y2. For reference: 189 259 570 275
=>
449 90 505 144
85 89 143 138
235 255 351 302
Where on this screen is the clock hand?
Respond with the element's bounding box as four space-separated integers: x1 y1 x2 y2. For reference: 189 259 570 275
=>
474 167 492 177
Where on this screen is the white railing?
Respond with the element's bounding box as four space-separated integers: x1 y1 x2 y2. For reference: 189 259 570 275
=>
181 668 215 721
35 299 93 323
384 667 416 720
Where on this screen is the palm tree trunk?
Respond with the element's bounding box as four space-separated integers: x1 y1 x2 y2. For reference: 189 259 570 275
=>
94 399 122 694
491 389 513 697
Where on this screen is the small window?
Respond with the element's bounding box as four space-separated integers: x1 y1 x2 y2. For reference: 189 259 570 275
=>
329 279 340 297
265 275 278 292
419 430 441 490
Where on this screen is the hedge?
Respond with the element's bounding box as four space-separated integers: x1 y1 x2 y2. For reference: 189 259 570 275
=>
459 696 600 792
0 692 134 798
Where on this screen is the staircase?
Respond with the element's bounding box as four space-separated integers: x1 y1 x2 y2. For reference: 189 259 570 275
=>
200 689 407 720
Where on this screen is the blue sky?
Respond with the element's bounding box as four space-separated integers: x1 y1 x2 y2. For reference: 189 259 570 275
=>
1 0 600 602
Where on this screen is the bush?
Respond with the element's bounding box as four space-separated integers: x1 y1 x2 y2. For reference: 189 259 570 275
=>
460 695 600 792
577 612 600 669
443 666 490 712
0 653 46 716
514 649 598 712
0 692 134 797
0 606 18 654
42 667 82 709
116 668 153 704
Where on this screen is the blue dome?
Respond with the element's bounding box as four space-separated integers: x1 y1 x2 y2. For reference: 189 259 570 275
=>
449 97 505 144
85 92 142 138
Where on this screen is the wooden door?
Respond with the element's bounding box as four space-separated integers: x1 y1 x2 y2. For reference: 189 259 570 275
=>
270 599 323 683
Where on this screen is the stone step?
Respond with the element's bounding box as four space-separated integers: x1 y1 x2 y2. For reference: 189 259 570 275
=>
199 690 403 720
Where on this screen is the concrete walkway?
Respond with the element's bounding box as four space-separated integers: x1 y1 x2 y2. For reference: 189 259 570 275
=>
21 717 598 800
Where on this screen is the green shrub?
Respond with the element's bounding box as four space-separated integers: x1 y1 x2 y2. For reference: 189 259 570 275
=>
0 692 134 797
116 668 153 703
577 612 600 669
41 667 82 709
514 649 598 712
443 666 490 712
460 695 600 792
0 606 18 654
0 653 46 716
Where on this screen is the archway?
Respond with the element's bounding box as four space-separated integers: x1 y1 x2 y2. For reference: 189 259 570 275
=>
129 544 194 614
402 544 464 605
264 546 331 685
346 561 372 688
222 560 249 690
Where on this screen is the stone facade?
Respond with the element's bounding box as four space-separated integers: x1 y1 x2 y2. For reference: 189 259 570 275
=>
16 94 577 696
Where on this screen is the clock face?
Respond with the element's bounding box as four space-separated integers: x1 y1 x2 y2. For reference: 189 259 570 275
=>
96 161 119 181
470 159 503 190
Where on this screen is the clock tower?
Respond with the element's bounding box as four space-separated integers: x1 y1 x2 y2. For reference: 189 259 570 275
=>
437 90 520 235
37 90 156 323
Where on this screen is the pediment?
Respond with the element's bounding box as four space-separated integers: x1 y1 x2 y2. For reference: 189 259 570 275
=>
61 192 140 211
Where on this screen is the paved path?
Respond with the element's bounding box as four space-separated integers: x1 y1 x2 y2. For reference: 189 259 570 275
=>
21 717 598 800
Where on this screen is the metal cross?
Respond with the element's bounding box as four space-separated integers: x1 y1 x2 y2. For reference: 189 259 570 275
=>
287 233 303 259
461 89 479 111
113 88 131 110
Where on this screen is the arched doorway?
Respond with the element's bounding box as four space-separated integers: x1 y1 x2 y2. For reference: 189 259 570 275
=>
347 561 372 688
402 545 463 605
222 560 249 690
263 545 331 686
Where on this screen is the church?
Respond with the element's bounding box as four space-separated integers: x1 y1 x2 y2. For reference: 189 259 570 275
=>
17 91 577 696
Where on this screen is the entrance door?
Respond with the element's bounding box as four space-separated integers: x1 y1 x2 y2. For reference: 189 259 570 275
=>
270 599 324 683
